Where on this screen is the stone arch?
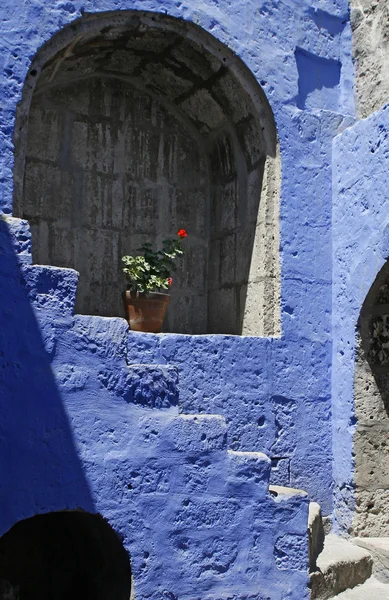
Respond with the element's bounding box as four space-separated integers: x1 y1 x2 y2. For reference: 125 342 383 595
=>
354 260 389 535
13 11 280 336
0 510 132 600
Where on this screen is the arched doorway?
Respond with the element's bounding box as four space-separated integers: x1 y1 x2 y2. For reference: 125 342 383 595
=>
354 261 389 535
0 511 132 599
13 11 280 336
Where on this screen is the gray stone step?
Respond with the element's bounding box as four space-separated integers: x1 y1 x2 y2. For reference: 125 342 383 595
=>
310 534 373 599
353 537 389 584
334 577 389 598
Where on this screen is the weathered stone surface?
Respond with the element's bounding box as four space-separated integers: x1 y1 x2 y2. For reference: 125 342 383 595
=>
334 577 389 599
0 1 362 597
354 426 389 490
354 344 389 425
227 450 271 498
353 537 389 583
21 265 78 315
20 79 210 331
0 216 32 265
310 535 373 600
274 532 308 571
163 414 227 453
350 0 389 118
125 365 179 409
354 489 389 537
353 263 389 536
333 105 389 535
180 89 226 131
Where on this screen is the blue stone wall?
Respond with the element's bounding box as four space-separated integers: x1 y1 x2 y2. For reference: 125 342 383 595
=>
0 0 366 595
0 215 310 599
332 104 389 532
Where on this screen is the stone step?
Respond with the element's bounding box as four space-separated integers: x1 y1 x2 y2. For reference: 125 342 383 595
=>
333 577 389 598
269 484 308 499
353 537 389 584
228 450 271 499
0 215 32 265
310 534 373 599
162 414 228 453
22 264 78 315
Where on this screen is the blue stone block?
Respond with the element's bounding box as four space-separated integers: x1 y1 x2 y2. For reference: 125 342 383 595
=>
227 450 271 498
162 414 227 453
0 216 32 264
21 265 78 315
126 365 179 409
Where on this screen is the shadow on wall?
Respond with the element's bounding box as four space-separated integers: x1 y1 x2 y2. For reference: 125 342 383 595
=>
358 261 389 418
0 218 94 536
295 47 341 111
0 511 132 600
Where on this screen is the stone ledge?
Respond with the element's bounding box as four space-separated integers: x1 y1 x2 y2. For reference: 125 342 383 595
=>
353 537 389 584
310 534 373 600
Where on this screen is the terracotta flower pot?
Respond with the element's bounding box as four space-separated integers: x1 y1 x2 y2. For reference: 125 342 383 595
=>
123 291 170 333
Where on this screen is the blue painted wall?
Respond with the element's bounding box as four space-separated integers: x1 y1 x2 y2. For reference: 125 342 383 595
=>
332 104 389 532
0 215 310 599
0 0 370 595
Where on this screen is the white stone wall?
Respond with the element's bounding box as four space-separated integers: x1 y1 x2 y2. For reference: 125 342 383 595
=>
350 0 389 117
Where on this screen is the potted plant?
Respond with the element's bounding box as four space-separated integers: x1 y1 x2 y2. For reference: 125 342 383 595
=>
121 229 187 333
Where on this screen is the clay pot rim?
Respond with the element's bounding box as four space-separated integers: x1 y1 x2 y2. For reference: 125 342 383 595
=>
123 290 170 300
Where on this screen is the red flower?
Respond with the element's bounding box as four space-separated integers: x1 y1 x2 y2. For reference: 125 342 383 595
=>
167 277 173 287
177 229 187 238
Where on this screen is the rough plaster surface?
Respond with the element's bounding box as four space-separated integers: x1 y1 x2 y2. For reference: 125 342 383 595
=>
332 105 389 534
126 331 335 515
350 0 389 118
0 216 310 600
0 0 360 593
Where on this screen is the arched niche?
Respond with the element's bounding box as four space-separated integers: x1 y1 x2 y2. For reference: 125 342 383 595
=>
354 260 389 536
0 510 132 599
13 11 280 336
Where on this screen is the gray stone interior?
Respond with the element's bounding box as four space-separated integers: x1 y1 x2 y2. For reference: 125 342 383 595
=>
350 0 389 118
13 13 280 336
354 265 389 536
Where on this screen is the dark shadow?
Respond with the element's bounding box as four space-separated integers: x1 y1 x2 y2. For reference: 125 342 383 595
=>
0 218 94 536
295 47 341 111
309 8 347 37
0 511 132 600
358 260 389 417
